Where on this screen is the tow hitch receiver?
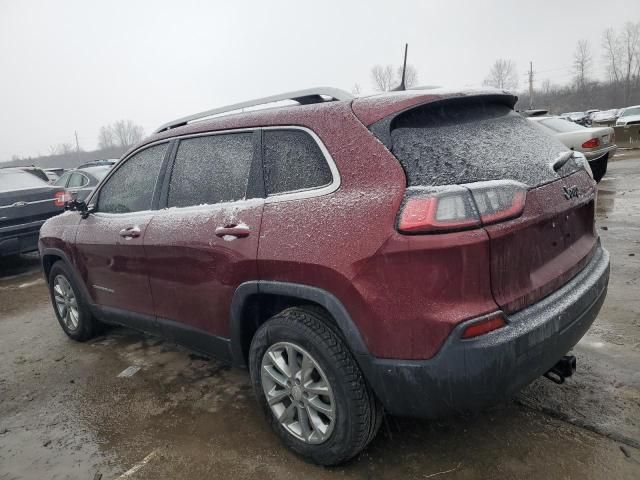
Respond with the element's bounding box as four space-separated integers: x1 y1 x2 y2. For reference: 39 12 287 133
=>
544 355 576 384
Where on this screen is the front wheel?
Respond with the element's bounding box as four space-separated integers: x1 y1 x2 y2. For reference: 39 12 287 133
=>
48 261 101 341
249 307 382 465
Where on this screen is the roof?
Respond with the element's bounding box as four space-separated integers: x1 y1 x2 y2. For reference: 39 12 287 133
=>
126 86 516 156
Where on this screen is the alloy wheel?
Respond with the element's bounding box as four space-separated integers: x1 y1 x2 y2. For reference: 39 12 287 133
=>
260 342 335 444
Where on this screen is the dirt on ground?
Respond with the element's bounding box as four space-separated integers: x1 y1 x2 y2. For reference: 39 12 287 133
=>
0 154 639 479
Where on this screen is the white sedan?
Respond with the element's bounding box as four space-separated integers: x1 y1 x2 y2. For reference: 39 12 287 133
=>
616 105 640 126
529 116 616 182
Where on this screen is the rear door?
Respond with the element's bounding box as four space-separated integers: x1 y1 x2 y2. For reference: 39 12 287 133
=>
383 96 597 313
144 131 263 345
75 143 169 318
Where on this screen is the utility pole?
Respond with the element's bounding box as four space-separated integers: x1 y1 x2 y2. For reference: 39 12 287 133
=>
74 131 81 162
528 61 534 110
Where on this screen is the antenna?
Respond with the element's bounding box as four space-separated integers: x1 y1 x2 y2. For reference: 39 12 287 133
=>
392 43 408 91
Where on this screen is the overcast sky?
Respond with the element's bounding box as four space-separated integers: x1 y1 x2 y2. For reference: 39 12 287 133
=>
1 0 638 161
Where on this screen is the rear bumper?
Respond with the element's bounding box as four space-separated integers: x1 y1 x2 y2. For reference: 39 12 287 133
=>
359 242 610 418
0 220 46 256
583 145 616 161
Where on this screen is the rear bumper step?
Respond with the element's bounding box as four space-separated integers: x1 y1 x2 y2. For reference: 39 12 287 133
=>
358 241 609 418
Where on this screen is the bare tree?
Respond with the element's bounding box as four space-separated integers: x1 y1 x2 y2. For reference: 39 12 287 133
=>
396 64 418 89
371 65 395 92
351 83 362 96
111 120 145 148
58 143 74 155
542 79 552 95
602 27 622 84
620 22 640 103
98 125 116 149
483 59 518 90
48 145 59 156
573 39 592 90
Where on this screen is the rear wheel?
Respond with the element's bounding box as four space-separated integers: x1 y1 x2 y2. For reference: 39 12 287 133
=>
249 307 381 465
48 261 101 341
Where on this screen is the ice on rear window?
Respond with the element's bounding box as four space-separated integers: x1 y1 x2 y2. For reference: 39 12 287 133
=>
0 170 48 192
389 100 571 187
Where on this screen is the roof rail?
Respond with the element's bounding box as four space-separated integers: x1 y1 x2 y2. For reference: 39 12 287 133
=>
154 87 354 133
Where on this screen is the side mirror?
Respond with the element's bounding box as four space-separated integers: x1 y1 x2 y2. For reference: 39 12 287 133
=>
65 197 93 218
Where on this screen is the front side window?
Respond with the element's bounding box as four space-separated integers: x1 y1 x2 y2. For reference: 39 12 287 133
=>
97 144 167 213
262 129 333 195
167 133 254 208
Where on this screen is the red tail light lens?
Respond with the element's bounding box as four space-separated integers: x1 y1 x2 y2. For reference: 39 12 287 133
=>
461 312 506 339
581 138 600 149
54 191 70 207
398 181 527 234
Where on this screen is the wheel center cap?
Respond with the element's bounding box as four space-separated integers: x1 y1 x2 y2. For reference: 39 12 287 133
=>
291 385 303 402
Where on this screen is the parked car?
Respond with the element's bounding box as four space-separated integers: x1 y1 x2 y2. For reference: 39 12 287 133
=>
44 170 60 183
53 166 111 201
591 109 620 125
615 105 640 126
39 87 609 465
529 116 616 182
1 168 66 256
561 111 589 125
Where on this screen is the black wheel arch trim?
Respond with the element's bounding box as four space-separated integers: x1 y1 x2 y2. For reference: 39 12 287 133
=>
230 281 370 367
40 247 94 307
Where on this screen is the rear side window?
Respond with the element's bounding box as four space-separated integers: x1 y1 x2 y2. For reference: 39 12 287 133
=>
263 130 332 195
388 99 570 187
167 133 253 208
98 144 167 213
0 170 48 192
68 172 88 188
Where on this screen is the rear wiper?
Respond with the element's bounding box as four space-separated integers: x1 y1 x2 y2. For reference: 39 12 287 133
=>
552 151 574 172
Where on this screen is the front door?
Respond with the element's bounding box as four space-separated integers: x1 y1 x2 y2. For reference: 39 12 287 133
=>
75 143 169 318
144 131 263 344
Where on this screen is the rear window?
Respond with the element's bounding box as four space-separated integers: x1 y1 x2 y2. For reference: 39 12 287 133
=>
0 170 48 192
167 133 254 208
263 130 333 195
388 99 570 187
538 118 585 133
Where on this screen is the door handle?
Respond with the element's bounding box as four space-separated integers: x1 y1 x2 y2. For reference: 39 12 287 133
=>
215 224 251 239
119 226 141 239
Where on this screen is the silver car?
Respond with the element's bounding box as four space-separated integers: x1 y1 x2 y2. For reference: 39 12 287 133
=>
529 116 616 182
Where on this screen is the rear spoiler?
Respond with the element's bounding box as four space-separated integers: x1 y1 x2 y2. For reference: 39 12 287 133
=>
368 93 518 150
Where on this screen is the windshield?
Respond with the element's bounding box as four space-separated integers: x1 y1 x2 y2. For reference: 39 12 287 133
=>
0 170 49 192
539 118 586 133
622 107 640 117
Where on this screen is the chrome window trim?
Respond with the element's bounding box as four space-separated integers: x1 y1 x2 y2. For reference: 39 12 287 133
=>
88 125 340 212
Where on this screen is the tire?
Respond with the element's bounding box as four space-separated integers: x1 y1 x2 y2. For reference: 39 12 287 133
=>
48 261 101 341
249 306 382 465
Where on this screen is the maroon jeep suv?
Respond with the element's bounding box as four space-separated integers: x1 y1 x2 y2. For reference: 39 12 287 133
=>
39 87 610 465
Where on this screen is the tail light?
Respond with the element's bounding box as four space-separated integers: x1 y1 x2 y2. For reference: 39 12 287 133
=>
581 138 600 149
398 180 527 234
461 312 507 339
54 191 70 207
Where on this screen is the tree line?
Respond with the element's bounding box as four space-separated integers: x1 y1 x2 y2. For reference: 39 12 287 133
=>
6 120 145 168
484 22 640 112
